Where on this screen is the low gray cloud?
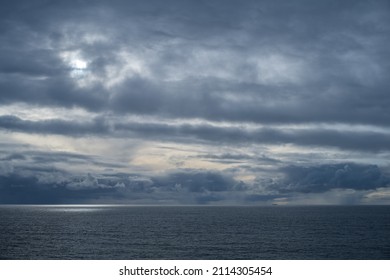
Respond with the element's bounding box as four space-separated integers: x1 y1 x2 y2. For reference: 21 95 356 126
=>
0 0 389 127
0 115 109 136
1 0 390 204
0 166 246 204
2 115 390 152
154 171 238 193
193 153 282 167
271 163 390 193
0 149 126 173
1 158 389 205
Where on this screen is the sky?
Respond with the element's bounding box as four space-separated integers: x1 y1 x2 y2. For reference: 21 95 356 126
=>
1 0 390 205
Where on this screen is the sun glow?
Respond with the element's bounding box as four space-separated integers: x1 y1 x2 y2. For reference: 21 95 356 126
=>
71 59 87 70
60 51 89 79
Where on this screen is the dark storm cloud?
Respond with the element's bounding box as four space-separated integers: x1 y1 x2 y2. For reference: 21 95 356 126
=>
1 151 389 204
0 166 244 204
1 0 390 204
0 115 109 136
0 149 125 171
107 80 390 127
0 0 389 126
112 122 390 152
0 49 64 77
194 153 281 165
153 170 237 193
1 153 26 161
0 173 117 204
0 74 107 111
270 163 390 193
2 115 390 152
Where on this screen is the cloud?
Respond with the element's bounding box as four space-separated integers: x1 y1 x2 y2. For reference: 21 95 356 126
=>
0 173 117 204
193 153 281 165
154 170 237 193
0 0 389 127
270 163 390 193
1 0 390 204
2 115 390 152
0 160 246 204
1 160 389 205
0 115 109 136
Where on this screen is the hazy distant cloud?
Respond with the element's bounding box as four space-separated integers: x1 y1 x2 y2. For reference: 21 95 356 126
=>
0 167 244 204
154 171 237 193
1 160 389 204
270 163 390 193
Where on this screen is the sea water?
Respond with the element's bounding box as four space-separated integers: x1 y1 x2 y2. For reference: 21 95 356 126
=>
0 205 389 259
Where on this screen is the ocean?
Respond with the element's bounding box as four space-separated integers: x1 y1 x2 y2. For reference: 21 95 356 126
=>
0 205 389 259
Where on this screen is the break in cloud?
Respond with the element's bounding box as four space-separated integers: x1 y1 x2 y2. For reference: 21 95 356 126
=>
1 0 390 204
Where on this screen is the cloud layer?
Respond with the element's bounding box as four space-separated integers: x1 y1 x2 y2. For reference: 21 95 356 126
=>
1 0 390 204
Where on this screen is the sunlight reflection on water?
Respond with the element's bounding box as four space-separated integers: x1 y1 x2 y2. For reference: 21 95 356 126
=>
38 205 114 213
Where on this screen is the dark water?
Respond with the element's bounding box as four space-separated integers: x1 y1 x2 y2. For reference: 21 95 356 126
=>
0 205 389 259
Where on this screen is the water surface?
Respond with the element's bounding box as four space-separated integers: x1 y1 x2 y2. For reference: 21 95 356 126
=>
0 205 389 259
